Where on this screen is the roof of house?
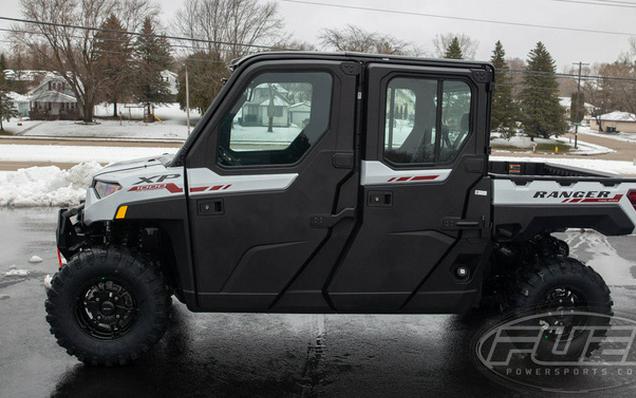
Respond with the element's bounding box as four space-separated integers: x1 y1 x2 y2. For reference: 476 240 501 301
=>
30 91 77 103
289 101 310 110
597 111 636 122
6 91 30 103
28 75 71 96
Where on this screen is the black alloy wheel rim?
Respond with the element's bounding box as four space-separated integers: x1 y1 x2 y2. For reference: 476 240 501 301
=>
74 278 138 340
538 287 588 341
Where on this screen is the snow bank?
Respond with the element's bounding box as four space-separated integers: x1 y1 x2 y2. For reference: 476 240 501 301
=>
0 162 102 207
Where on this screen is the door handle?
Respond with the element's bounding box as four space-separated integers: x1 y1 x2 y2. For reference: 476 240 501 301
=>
310 208 355 228
198 199 224 215
441 217 483 230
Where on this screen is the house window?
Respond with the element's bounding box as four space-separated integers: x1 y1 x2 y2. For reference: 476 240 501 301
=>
217 71 332 167
383 77 472 165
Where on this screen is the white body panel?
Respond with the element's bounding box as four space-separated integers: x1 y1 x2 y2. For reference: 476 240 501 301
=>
186 168 298 196
360 160 452 185
493 178 636 233
83 155 298 224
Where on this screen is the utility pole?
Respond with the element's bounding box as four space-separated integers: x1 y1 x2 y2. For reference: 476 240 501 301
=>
573 61 590 149
185 63 191 135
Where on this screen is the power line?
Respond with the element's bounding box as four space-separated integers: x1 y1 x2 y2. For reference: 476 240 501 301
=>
0 26 263 55
508 69 636 82
276 0 636 36
0 15 285 51
547 0 636 8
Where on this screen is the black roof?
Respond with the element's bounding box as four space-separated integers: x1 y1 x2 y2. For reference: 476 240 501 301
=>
231 51 492 71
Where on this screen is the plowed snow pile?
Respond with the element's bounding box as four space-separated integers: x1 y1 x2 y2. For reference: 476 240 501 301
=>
0 162 102 207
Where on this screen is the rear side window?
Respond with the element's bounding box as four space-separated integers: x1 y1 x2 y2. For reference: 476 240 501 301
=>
384 77 472 165
217 71 332 167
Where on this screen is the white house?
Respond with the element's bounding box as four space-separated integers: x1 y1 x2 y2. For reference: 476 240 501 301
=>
239 84 291 128
28 75 79 120
289 101 311 127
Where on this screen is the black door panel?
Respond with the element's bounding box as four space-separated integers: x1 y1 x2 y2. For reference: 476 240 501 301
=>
185 60 359 311
327 63 491 312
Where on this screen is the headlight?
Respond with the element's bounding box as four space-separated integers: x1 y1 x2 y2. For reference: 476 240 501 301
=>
94 180 121 198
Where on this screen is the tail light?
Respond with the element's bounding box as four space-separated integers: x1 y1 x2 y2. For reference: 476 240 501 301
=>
627 190 636 209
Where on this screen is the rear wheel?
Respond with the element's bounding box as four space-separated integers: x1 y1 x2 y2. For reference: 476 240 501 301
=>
507 257 613 359
45 247 171 366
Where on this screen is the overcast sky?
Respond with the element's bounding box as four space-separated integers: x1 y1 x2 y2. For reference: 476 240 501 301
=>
2 0 635 70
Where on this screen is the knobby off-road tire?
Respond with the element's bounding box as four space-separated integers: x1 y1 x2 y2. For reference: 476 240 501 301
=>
508 257 612 314
507 256 613 359
45 247 171 366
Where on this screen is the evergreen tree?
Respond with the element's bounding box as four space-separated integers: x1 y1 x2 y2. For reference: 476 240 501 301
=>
519 42 567 139
133 17 172 121
0 53 6 71
176 52 229 115
490 41 518 138
0 68 18 131
95 15 133 118
444 37 463 59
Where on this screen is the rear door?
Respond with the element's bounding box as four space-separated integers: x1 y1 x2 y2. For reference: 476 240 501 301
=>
184 59 359 310
327 63 492 312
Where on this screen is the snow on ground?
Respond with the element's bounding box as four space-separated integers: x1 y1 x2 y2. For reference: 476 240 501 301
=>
561 230 636 286
0 144 175 163
5 269 29 276
490 133 556 149
0 162 102 207
3 103 201 140
490 132 613 156
491 155 636 175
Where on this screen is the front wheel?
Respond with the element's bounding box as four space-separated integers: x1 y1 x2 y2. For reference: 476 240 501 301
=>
45 248 171 366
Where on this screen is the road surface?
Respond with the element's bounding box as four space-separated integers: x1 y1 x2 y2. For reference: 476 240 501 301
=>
1 208 636 397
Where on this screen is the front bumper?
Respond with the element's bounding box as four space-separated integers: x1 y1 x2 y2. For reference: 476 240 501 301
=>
56 206 85 259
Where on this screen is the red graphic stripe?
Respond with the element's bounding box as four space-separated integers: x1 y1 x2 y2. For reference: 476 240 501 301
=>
189 186 207 192
387 175 440 183
581 194 623 203
411 175 438 181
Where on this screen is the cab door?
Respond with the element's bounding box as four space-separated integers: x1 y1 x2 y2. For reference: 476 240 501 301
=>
184 59 359 310
327 63 492 312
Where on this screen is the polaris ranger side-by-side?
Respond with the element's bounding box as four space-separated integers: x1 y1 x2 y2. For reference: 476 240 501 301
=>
48 52 633 365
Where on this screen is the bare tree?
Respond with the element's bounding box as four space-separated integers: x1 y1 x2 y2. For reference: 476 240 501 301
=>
320 25 411 55
433 33 478 59
15 0 157 122
173 0 283 60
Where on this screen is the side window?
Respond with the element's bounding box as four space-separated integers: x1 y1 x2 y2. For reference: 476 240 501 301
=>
440 81 471 162
217 71 332 167
383 77 471 165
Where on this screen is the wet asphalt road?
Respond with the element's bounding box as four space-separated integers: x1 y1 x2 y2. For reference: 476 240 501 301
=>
1 208 636 397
